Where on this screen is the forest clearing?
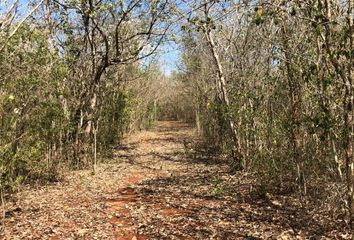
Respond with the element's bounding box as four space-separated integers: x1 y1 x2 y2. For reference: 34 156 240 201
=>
1 0 354 239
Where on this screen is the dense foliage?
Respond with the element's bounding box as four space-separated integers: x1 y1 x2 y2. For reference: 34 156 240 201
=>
0 0 170 191
170 0 354 228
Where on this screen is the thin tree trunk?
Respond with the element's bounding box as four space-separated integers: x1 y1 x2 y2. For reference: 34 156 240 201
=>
93 120 98 174
345 0 354 229
44 0 58 61
1 188 5 233
195 104 201 134
343 87 354 228
280 23 306 198
204 29 242 163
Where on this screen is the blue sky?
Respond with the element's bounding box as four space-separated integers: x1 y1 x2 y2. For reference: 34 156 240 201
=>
159 42 180 76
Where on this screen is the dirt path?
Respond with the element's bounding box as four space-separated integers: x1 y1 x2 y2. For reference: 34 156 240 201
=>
0 121 350 239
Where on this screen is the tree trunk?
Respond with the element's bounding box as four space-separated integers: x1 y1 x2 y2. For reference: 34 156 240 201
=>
343 86 354 228
345 0 354 228
195 104 201 134
204 29 243 163
280 24 306 197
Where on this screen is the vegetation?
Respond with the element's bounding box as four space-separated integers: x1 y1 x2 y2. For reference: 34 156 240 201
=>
0 0 353 236
171 0 354 229
0 0 170 189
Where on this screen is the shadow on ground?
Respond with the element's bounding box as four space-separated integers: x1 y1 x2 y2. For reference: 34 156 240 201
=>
107 121 350 239
127 170 349 239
